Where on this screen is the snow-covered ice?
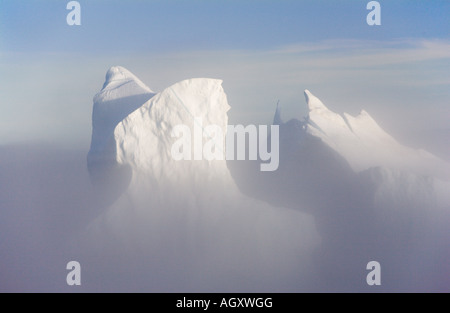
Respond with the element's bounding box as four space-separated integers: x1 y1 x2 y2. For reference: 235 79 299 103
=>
81 67 319 292
304 90 450 180
79 67 450 291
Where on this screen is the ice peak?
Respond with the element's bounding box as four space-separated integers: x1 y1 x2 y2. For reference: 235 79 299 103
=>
304 89 328 112
273 101 283 125
359 109 369 116
103 66 153 93
105 66 133 82
88 67 156 169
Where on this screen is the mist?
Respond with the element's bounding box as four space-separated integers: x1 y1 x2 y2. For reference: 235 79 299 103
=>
228 115 450 292
1 135 448 292
1 82 449 293
0 144 99 292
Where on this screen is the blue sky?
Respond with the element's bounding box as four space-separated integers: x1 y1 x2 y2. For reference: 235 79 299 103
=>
1 0 449 53
0 1 449 159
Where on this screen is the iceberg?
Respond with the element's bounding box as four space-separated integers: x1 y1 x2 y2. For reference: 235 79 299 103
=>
81 67 319 292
